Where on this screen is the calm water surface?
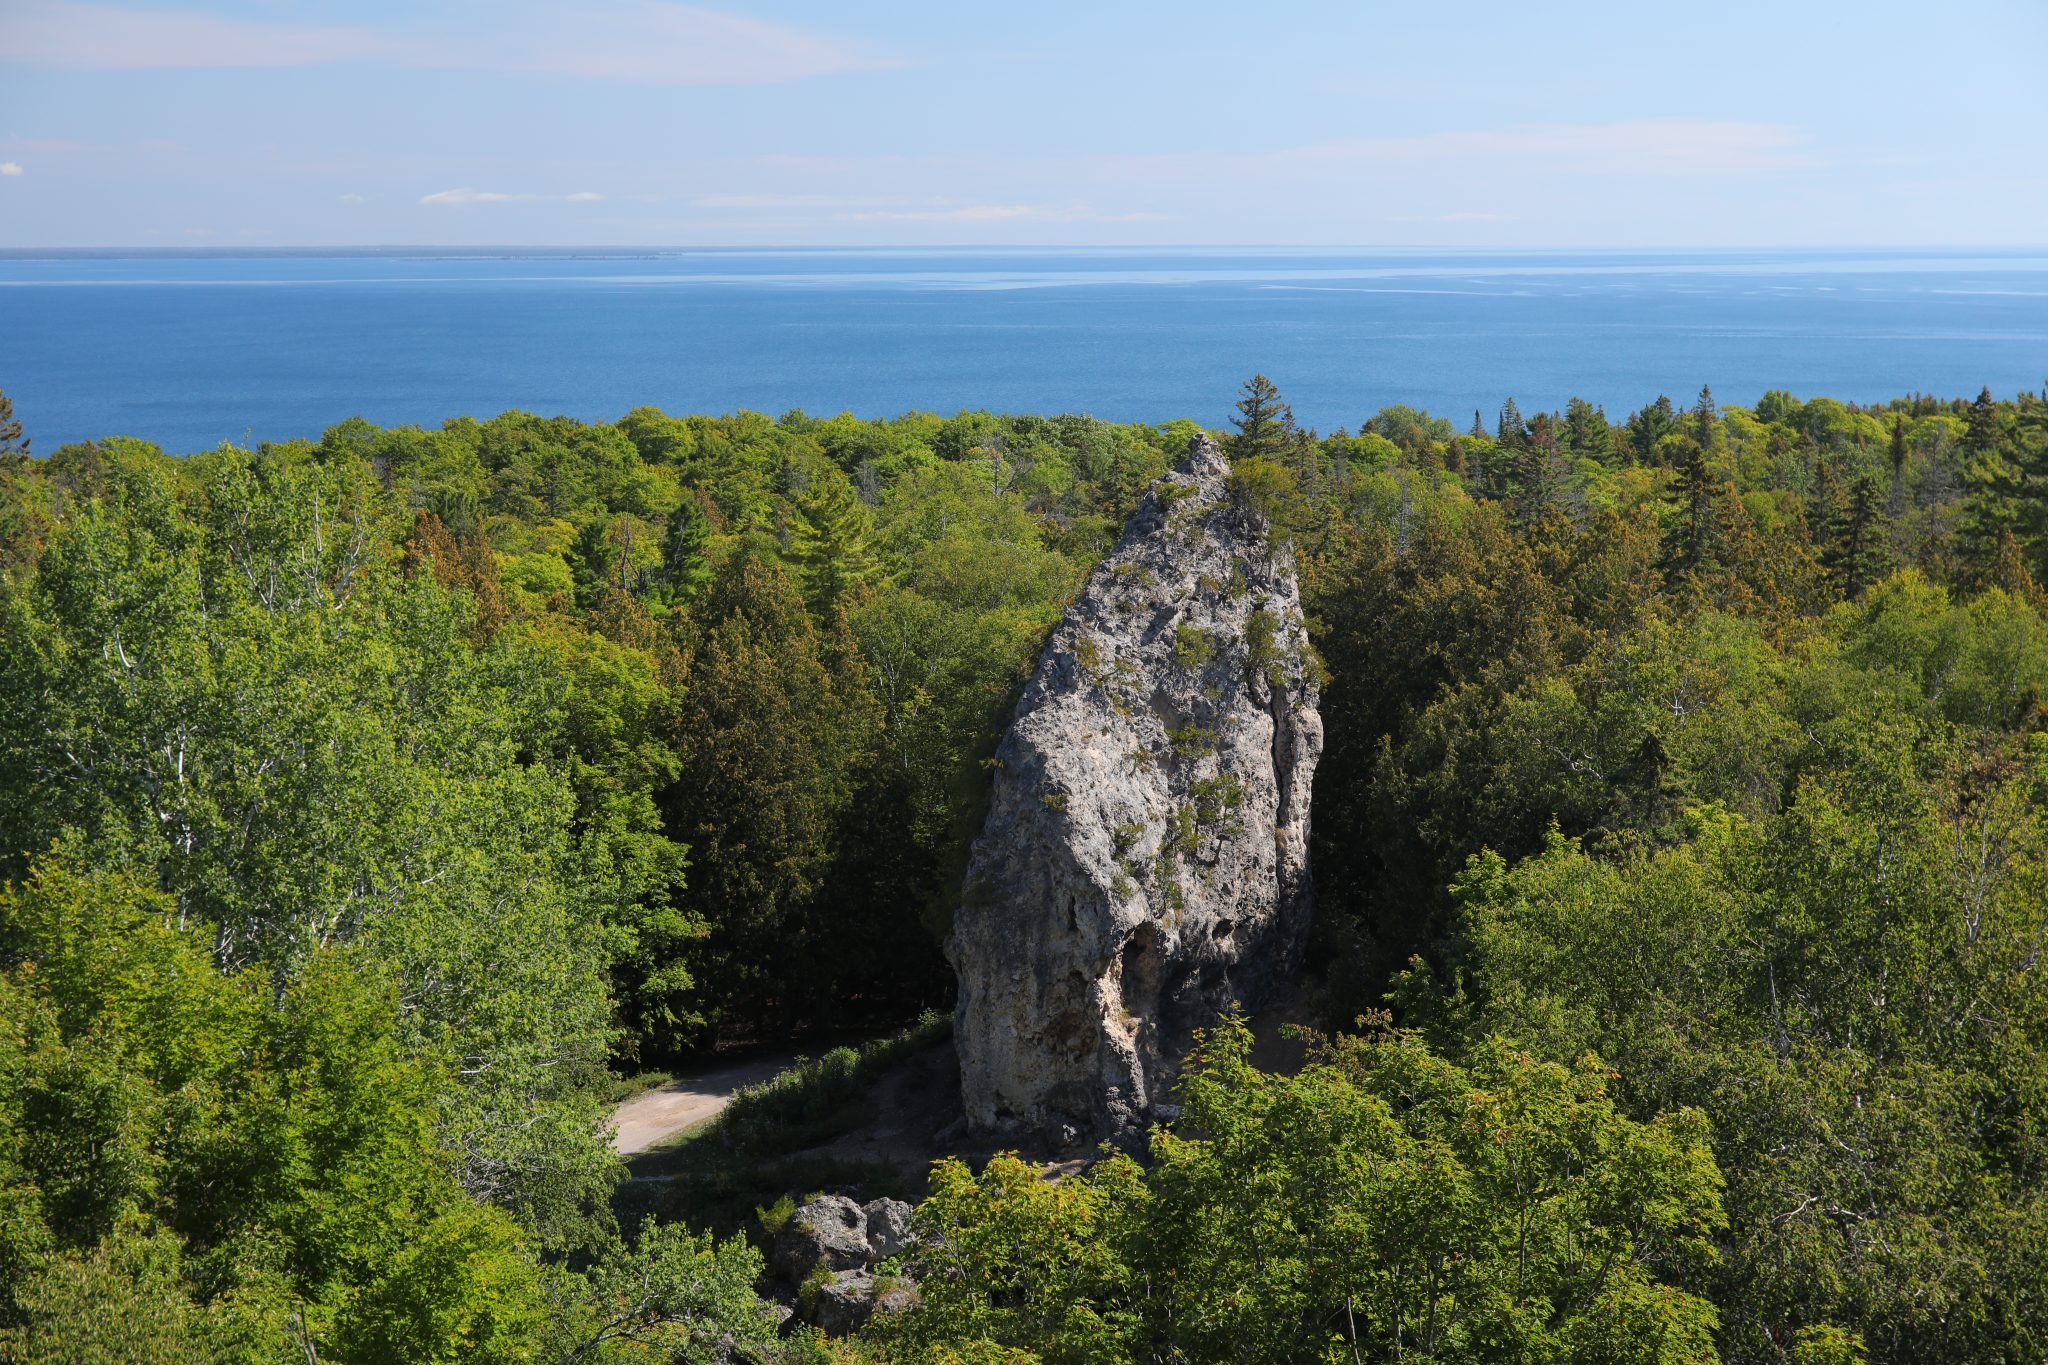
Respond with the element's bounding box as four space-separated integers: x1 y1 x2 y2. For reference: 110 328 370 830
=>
2 246 2045 452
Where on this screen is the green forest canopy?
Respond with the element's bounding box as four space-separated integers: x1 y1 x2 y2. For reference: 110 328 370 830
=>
0 379 2045 1361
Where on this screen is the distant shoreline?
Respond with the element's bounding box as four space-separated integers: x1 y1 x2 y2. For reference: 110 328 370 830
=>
6 243 2048 261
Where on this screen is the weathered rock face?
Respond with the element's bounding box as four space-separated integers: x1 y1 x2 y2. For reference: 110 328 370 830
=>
772 1195 917 1285
949 435 1323 1140
772 1196 874 1283
772 1195 921 1336
807 1270 917 1336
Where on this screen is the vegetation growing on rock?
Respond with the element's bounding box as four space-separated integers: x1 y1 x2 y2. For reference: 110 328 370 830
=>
949 436 1323 1141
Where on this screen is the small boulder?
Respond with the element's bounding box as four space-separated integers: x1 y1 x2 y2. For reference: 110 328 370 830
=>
862 1198 915 1261
772 1195 872 1282
803 1269 918 1337
808 1270 877 1336
874 1278 918 1316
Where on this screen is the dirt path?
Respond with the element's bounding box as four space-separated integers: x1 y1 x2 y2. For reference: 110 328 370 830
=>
611 1055 795 1155
613 996 1312 1161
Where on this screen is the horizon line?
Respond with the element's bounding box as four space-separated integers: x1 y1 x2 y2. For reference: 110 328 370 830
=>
6 242 2048 257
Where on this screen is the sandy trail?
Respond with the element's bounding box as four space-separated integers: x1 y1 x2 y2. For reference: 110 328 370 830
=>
611 1055 795 1155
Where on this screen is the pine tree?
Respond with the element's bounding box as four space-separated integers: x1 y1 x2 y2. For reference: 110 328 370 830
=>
663 553 879 1036
659 494 715 604
1664 437 1721 575
1755 390 1801 426
1284 427 1324 497
1964 386 2002 455
1228 375 1295 460
1824 472 1890 598
1514 416 1568 524
0 388 26 465
790 472 879 615
570 516 646 606
1562 397 1611 463
1712 482 1784 622
1959 391 2048 581
426 487 480 538
1807 456 1845 550
1691 385 1718 448
1887 415 1911 516
1469 410 1487 440
1496 398 1526 450
1628 395 1679 466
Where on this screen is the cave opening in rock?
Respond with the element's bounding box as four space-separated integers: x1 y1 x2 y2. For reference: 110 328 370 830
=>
1121 921 1162 1016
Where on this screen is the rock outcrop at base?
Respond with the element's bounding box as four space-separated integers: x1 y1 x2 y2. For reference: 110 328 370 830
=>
949 435 1323 1140
772 1195 919 1335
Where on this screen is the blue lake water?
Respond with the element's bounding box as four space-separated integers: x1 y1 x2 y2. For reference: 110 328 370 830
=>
2 246 2046 453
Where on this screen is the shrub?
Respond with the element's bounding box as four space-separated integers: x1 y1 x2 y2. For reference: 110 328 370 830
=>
1224 457 1298 529
719 1012 952 1157
1170 623 1216 671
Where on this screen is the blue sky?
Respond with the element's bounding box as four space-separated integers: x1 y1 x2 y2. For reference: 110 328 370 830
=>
2 0 2045 247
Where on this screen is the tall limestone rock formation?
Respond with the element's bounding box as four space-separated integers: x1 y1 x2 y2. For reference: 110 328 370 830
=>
949 435 1323 1139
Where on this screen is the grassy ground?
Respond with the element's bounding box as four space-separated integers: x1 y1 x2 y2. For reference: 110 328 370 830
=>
616 1011 951 1240
718 1009 952 1156
605 1069 677 1104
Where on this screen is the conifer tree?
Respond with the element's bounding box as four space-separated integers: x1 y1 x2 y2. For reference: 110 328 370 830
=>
1988 527 2048 610
1964 385 2002 455
1469 409 1487 440
1664 437 1721 575
427 487 480 539
1712 481 1787 621
1562 397 1611 463
1824 472 1890 598
1887 415 1912 516
1755 390 1800 426
1496 397 1526 449
1228 375 1294 461
790 470 880 615
1628 395 1679 465
1690 385 1717 448
403 509 508 638
0 388 26 465
1514 416 1568 524
1283 426 1324 497
571 516 645 605
1959 391 2048 580
662 553 878 1036
1808 456 1845 549
658 494 715 604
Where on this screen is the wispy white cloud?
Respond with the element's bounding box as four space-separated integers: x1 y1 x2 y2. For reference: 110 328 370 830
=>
337 192 366 203
420 187 606 205
1290 120 1807 175
1378 210 1517 226
691 194 1158 224
500 2 899 84
694 193 853 210
0 163 22 177
421 188 530 205
6 1 384 69
845 205 1043 223
4 0 899 85
827 201 1158 224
